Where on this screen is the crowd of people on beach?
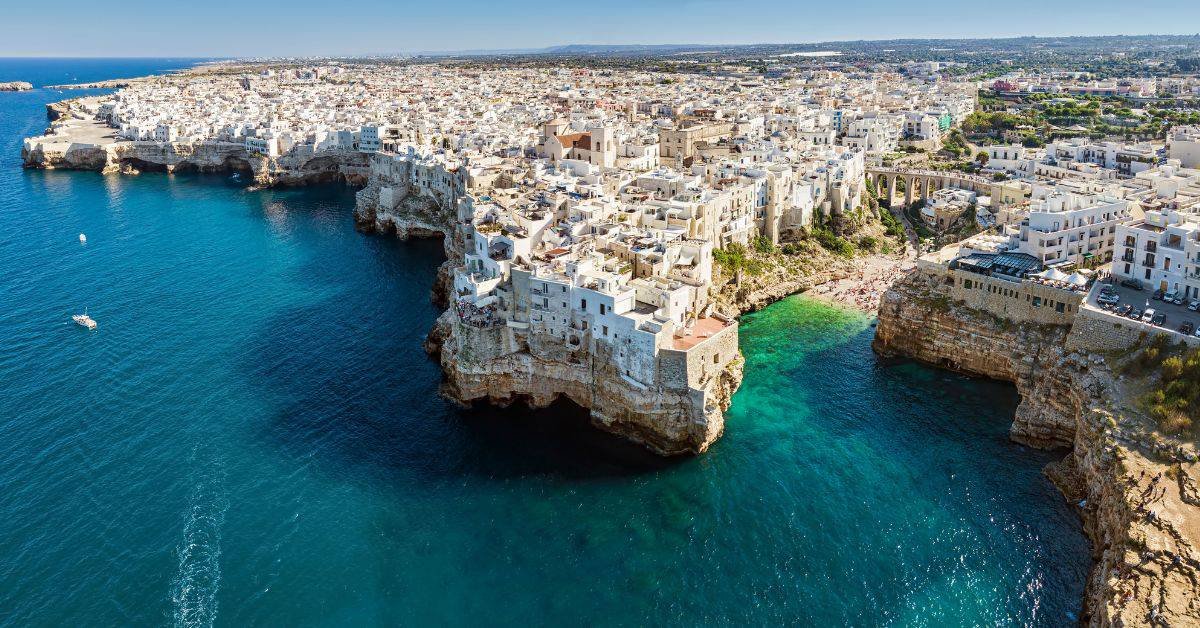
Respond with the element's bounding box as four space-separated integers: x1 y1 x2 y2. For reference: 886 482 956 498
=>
812 257 916 313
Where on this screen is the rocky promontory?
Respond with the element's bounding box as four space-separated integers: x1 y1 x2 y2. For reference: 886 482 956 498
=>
22 97 371 187
875 268 1200 626
0 81 33 92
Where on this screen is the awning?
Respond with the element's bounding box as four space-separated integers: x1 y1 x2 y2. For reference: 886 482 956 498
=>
1037 268 1070 282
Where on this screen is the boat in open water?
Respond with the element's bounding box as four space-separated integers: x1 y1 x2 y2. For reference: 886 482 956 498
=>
72 311 96 330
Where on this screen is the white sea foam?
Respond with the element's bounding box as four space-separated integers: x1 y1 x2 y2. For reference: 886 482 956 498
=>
169 456 229 628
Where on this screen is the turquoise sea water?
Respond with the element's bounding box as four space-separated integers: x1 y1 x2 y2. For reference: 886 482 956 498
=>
0 60 1090 626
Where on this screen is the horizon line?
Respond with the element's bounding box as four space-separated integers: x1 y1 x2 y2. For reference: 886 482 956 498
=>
3 32 1200 60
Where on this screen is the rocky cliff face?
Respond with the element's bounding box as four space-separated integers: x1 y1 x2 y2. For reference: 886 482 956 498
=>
354 181 454 239
359 179 745 455
23 99 369 188
23 138 369 187
354 181 461 308
428 312 743 455
875 270 1200 626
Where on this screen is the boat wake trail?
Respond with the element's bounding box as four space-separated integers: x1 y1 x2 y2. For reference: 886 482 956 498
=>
169 452 229 628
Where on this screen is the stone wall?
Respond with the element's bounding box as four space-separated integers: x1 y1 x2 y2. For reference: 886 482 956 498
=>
913 258 1083 326
665 323 740 390
1068 306 1200 354
947 269 1082 326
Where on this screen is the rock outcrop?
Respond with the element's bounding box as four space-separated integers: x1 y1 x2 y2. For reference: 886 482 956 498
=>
875 269 1200 626
0 81 33 92
354 180 462 308
428 311 743 455
360 174 745 455
354 180 454 239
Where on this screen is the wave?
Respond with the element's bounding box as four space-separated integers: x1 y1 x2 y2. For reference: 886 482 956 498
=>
168 452 229 628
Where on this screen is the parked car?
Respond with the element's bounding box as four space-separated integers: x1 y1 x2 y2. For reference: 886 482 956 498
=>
1153 289 1165 301
1152 312 1166 326
1100 284 1117 295
1130 308 1143 320
1121 278 1144 290
1097 292 1120 306
1141 308 1156 322
1180 322 1196 336
1116 304 1133 317
1171 295 1186 305
1189 300 1200 312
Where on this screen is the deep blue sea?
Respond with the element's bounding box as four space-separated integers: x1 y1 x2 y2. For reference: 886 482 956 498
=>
0 59 1090 626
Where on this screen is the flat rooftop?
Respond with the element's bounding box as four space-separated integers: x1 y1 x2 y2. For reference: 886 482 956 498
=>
672 317 731 351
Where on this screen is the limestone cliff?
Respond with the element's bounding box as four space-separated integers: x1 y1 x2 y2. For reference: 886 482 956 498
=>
875 269 1200 626
358 175 746 454
429 311 743 455
22 98 370 188
354 181 462 308
354 180 455 239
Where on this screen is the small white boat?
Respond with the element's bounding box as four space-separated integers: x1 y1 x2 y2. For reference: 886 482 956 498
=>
79 233 87 243
73 310 97 330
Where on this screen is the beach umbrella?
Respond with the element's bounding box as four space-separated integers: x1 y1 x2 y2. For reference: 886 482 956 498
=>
1043 268 1069 282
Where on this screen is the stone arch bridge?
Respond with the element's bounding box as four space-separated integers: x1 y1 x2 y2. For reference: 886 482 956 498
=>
866 166 994 208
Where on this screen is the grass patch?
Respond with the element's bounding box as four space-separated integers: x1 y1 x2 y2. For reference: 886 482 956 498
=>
811 225 855 257
713 242 766 276
1119 334 1200 437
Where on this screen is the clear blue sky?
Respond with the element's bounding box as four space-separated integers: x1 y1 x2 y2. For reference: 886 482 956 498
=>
5 0 1200 57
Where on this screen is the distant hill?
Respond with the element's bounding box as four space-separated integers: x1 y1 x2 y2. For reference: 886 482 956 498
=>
410 35 1200 59
538 44 713 55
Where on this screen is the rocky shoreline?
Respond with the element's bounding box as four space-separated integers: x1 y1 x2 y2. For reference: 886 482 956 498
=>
874 269 1199 626
356 181 745 455
22 97 370 187
0 81 33 92
23 102 1169 619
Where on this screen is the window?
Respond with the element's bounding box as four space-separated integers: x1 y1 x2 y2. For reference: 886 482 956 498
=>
602 325 608 336
580 299 587 310
599 304 606 315
713 354 720 364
